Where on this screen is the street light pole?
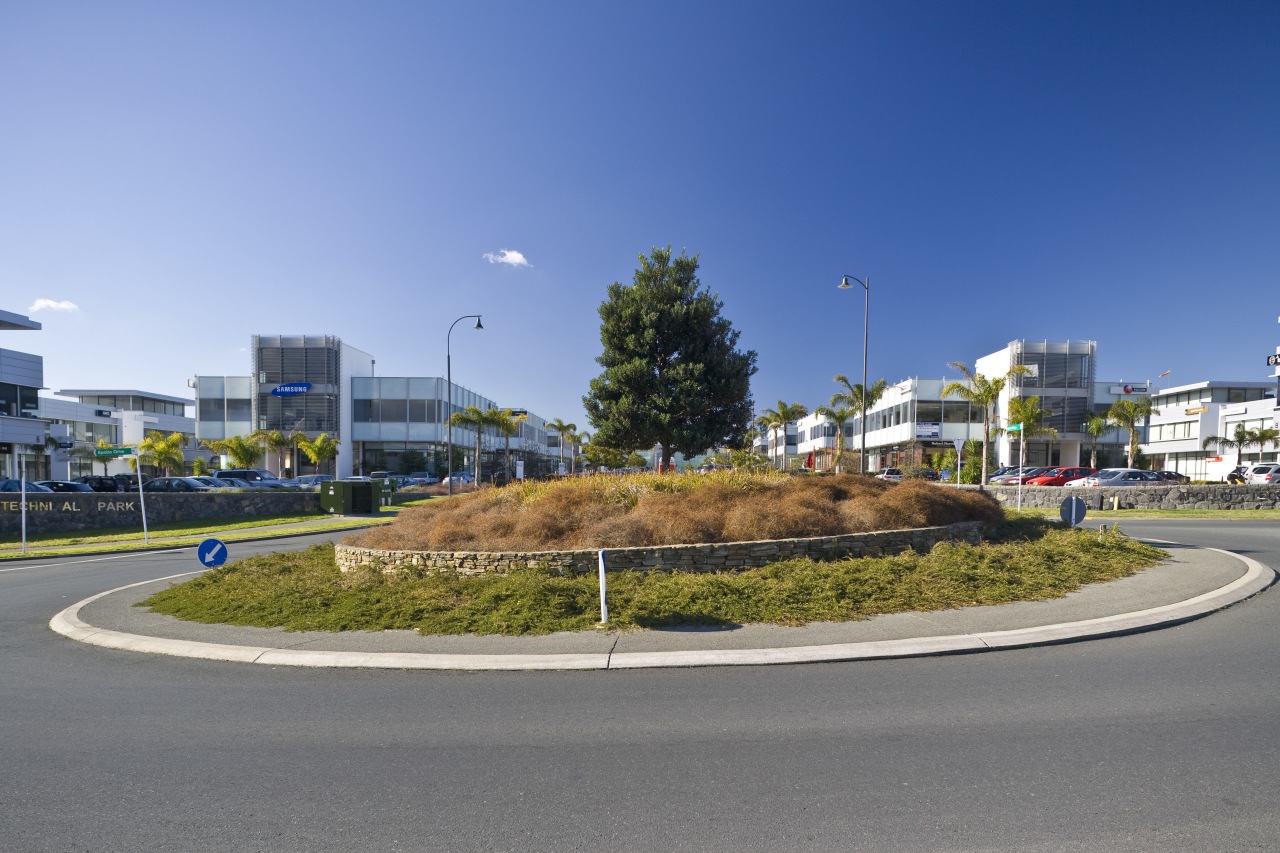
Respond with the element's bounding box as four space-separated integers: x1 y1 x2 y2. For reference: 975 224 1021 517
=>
446 314 483 496
838 275 870 474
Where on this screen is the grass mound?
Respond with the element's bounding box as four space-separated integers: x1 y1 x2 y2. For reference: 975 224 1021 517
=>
347 471 1005 552
140 521 1167 635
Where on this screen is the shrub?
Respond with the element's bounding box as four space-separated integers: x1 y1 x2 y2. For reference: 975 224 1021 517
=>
346 471 1003 552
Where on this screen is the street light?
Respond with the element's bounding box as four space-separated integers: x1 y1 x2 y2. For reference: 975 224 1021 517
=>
838 274 870 474
446 314 483 496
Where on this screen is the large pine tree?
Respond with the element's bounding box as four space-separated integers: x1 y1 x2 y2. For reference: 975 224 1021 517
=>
583 246 757 469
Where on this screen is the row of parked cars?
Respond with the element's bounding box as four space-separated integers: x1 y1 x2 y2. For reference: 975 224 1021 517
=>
988 466 1191 487
1 467 462 495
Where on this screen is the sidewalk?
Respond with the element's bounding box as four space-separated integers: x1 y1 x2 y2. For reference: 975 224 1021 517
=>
50 538 1276 671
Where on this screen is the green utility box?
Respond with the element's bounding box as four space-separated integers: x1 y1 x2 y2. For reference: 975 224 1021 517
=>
371 478 395 507
320 480 377 515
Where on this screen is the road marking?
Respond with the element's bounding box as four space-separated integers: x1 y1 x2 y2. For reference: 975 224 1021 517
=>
0 549 188 573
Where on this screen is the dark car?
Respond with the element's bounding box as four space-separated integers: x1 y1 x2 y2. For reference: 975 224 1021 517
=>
142 477 218 493
1155 470 1190 484
74 475 121 492
112 473 148 491
0 479 54 492
36 480 95 493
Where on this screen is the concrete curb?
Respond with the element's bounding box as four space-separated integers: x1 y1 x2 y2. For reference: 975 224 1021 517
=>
49 547 1275 671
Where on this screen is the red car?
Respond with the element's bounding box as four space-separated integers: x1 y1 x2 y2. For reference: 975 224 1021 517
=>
1024 466 1095 486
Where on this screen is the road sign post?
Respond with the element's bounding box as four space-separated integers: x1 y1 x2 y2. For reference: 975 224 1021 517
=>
92 447 147 542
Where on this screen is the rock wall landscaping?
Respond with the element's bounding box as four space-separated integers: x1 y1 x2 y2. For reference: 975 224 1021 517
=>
979 483 1280 511
0 492 321 536
334 521 986 576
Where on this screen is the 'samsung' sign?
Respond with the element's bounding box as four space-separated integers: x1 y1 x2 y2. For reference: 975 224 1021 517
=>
271 382 312 397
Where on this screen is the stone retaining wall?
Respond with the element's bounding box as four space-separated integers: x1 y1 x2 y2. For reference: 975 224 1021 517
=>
0 492 321 536
978 483 1280 511
334 521 986 576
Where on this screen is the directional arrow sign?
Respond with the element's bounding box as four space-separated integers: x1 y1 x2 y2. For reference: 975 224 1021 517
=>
197 538 228 568
94 447 134 458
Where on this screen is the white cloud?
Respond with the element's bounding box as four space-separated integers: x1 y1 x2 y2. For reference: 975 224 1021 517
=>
28 298 80 313
483 249 531 267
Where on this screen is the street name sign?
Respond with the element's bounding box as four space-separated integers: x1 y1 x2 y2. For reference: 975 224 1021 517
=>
94 447 134 458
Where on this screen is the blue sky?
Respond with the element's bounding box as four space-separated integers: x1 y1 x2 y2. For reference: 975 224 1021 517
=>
3 1 1277 433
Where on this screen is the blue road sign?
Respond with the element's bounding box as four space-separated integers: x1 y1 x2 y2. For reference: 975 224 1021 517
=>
197 538 228 567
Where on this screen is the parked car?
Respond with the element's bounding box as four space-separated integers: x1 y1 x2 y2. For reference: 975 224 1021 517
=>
874 468 903 481
989 466 1041 484
142 477 218 492
210 469 285 488
407 471 439 485
35 480 95 492
286 474 335 490
443 471 476 486
1155 470 1191 484
1024 467 1095 487
73 475 121 492
1227 466 1250 484
0 479 54 492
1247 464 1280 484
191 476 241 489
998 467 1049 485
1083 468 1164 487
909 468 940 480
112 473 148 491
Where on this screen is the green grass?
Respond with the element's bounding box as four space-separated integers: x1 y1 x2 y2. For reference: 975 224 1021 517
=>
0 510 397 559
139 518 1166 635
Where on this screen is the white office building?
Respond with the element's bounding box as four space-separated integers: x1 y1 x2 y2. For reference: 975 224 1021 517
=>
195 334 560 480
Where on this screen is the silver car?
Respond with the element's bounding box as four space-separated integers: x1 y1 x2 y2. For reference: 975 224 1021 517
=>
1084 468 1164 487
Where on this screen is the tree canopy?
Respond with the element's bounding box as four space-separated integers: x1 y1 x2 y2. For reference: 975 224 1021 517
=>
583 246 757 469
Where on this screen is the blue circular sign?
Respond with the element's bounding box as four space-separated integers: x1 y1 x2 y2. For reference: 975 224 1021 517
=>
197 538 228 567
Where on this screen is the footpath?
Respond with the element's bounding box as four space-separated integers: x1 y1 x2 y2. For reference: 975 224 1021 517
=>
41 520 1277 671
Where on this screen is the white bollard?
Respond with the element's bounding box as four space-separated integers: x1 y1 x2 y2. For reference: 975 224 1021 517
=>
598 550 608 624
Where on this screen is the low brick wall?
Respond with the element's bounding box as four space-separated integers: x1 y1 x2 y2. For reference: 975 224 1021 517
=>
334 521 986 576
978 483 1280 511
0 492 321 536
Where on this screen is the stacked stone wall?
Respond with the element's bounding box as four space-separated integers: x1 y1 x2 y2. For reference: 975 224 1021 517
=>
334 521 985 576
0 492 321 536
979 483 1280 511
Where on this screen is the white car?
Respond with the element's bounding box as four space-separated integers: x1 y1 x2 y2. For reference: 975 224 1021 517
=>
874 468 903 481
1247 464 1280 484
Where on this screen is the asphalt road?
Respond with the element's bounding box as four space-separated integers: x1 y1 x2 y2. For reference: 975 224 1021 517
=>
1 522 1277 852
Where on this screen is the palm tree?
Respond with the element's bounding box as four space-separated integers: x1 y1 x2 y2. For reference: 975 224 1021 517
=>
756 401 809 469
138 431 187 476
545 417 576 475
1006 395 1058 466
251 429 293 477
1201 423 1250 468
1082 414 1114 470
570 430 590 474
487 408 526 482
296 433 340 476
813 405 854 472
201 435 264 469
449 406 489 484
1246 426 1280 465
830 375 886 471
1108 397 1159 468
942 361 1031 485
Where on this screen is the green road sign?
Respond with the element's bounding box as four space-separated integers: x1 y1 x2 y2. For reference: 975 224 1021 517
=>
1006 423 1023 432
94 447 134 458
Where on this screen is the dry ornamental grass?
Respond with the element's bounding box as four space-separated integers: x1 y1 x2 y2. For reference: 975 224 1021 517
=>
345 470 1005 553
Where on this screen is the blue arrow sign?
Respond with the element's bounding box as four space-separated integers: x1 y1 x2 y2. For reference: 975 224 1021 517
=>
197 538 228 567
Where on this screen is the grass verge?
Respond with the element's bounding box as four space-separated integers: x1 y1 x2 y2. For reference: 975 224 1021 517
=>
0 510 397 559
139 518 1166 635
